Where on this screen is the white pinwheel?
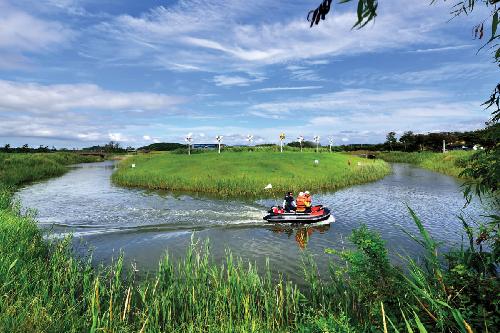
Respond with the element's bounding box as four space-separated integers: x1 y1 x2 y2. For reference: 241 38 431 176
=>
297 135 304 152
328 136 334 152
215 135 223 154
313 135 320 153
185 134 193 155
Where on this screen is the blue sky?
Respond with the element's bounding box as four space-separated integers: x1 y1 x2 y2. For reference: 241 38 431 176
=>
0 0 497 148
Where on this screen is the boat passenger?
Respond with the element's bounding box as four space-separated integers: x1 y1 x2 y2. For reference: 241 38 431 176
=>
296 192 306 213
282 192 296 212
304 191 312 213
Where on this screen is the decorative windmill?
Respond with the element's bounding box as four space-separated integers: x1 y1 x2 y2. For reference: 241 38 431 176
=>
279 133 286 153
246 134 254 145
297 135 304 152
185 134 193 155
328 136 334 153
215 135 223 154
313 135 320 153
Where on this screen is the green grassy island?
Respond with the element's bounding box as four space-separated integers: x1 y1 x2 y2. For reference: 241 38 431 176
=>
112 151 391 197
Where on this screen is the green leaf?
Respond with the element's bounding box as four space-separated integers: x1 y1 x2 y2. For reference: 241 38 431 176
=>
8 258 18 272
357 0 364 24
413 311 428 333
492 11 498 41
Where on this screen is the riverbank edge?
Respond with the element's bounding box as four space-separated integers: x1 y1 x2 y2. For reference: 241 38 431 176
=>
376 151 472 179
111 151 392 198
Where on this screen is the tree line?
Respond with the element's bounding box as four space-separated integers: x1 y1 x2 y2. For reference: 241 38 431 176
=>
1 128 495 153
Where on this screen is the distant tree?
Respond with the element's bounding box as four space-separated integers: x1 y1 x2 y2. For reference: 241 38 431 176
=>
385 132 397 151
2 144 10 152
287 141 316 148
399 131 415 151
138 142 185 151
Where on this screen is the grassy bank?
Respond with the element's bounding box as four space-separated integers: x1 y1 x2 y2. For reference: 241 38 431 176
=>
112 151 390 197
378 151 472 178
1 153 497 332
0 152 102 187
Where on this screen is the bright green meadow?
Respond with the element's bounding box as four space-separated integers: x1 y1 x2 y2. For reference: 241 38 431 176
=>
112 151 391 197
0 152 498 332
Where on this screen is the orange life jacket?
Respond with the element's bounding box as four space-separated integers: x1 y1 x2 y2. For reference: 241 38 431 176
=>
296 195 306 212
304 194 312 207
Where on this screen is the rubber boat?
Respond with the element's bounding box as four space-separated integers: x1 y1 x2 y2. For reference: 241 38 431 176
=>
263 205 334 224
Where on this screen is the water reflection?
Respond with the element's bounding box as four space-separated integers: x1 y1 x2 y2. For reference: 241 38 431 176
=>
269 224 331 249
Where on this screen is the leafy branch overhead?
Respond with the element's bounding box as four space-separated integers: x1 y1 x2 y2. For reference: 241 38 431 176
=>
308 0 378 28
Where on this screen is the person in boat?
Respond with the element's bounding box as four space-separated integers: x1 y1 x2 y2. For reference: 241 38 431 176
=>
282 191 296 212
295 192 306 213
304 191 312 213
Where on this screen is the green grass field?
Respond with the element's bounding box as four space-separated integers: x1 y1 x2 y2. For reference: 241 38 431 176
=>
112 151 391 197
377 151 472 178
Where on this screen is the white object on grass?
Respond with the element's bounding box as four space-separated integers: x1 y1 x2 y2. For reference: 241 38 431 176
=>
264 184 273 190
131 164 136 168
314 159 319 165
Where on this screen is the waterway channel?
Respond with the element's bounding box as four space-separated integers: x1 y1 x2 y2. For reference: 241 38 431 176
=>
16 161 492 281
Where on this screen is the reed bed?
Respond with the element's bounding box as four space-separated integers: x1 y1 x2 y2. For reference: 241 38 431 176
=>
112 151 391 197
378 151 472 178
0 152 102 187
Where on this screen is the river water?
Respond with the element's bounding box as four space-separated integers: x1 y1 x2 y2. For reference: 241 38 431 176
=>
16 161 492 281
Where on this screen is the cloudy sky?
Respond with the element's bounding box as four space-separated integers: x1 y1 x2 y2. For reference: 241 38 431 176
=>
0 0 497 148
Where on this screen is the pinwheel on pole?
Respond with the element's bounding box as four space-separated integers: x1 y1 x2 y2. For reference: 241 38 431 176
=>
185 134 193 155
297 135 304 152
279 133 286 153
313 135 320 153
246 134 254 152
328 136 334 153
246 134 254 145
215 135 223 154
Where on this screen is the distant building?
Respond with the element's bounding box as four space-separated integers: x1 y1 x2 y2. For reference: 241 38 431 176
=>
192 143 224 149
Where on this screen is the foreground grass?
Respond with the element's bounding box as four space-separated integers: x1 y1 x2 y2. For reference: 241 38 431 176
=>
0 153 497 332
112 151 390 197
378 151 473 178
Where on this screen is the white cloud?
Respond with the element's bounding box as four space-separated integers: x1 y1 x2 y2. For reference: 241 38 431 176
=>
247 88 488 139
84 0 460 74
0 1 73 68
108 133 126 142
213 74 265 87
0 79 184 114
250 86 323 93
341 138 349 142
143 135 152 141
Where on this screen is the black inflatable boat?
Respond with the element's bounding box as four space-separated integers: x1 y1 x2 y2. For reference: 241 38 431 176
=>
263 205 333 224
